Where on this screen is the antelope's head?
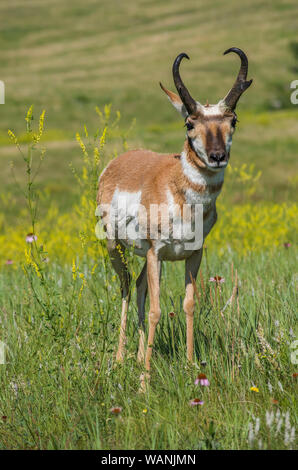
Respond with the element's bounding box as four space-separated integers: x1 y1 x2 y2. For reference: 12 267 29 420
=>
160 48 252 171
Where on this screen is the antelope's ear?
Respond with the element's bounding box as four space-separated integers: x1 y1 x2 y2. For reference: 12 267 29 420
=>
159 82 188 118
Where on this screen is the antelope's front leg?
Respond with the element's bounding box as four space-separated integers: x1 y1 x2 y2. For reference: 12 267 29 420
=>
140 247 161 389
184 249 203 362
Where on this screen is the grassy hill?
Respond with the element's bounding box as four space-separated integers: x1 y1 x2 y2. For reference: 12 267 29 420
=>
0 0 298 213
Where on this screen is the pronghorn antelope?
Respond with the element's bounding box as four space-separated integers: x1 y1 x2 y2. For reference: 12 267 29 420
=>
97 47 252 383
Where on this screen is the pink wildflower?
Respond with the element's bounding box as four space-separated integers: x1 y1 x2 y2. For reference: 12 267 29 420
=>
195 373 210 387
189 398 204 406
209 276 225 283
26 233 37 243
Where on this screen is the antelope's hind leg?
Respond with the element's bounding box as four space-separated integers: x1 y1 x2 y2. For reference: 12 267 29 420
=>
107 240 131 363
137 257 162 365
138 248 161 392
144 248 162 372
136 261 147 363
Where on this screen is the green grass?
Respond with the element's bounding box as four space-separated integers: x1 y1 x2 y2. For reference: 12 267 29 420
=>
0 249 296 449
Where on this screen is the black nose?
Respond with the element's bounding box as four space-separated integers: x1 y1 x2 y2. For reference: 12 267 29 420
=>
209 152 226 163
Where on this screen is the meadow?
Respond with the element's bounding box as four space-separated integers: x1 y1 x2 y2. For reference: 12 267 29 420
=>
0 0 297 450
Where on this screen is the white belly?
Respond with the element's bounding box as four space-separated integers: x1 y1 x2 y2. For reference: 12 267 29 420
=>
105 189 150 256
103 188 207 260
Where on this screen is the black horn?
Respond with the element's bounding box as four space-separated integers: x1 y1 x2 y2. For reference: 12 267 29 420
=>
172 53 198 116
222 47 253 110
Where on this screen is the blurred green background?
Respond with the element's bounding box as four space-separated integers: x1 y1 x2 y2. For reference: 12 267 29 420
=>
0 0 297 214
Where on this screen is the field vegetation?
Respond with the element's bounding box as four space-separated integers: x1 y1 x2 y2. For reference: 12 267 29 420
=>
0 0 297 450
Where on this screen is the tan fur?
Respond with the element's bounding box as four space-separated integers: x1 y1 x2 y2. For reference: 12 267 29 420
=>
159 83 182 106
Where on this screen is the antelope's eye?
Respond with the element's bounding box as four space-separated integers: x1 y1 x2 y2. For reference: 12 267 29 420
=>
185 121 194 131
231 115 237 128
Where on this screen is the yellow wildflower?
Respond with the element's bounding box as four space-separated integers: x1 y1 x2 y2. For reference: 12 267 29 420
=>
7 129 18 145
25 105 33 123
72 259 77 280
99 127 107 149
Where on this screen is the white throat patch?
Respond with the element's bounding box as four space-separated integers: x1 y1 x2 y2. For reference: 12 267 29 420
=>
181 151 225 186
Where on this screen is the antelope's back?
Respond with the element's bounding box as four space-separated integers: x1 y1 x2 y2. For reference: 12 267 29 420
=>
97 149 179 207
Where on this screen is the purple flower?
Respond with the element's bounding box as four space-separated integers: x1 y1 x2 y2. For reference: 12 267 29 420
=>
189 398 204 406
26 233 37 243
284 243 291 248
5 259 13 265
209 276 225 283
195 373 210 387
